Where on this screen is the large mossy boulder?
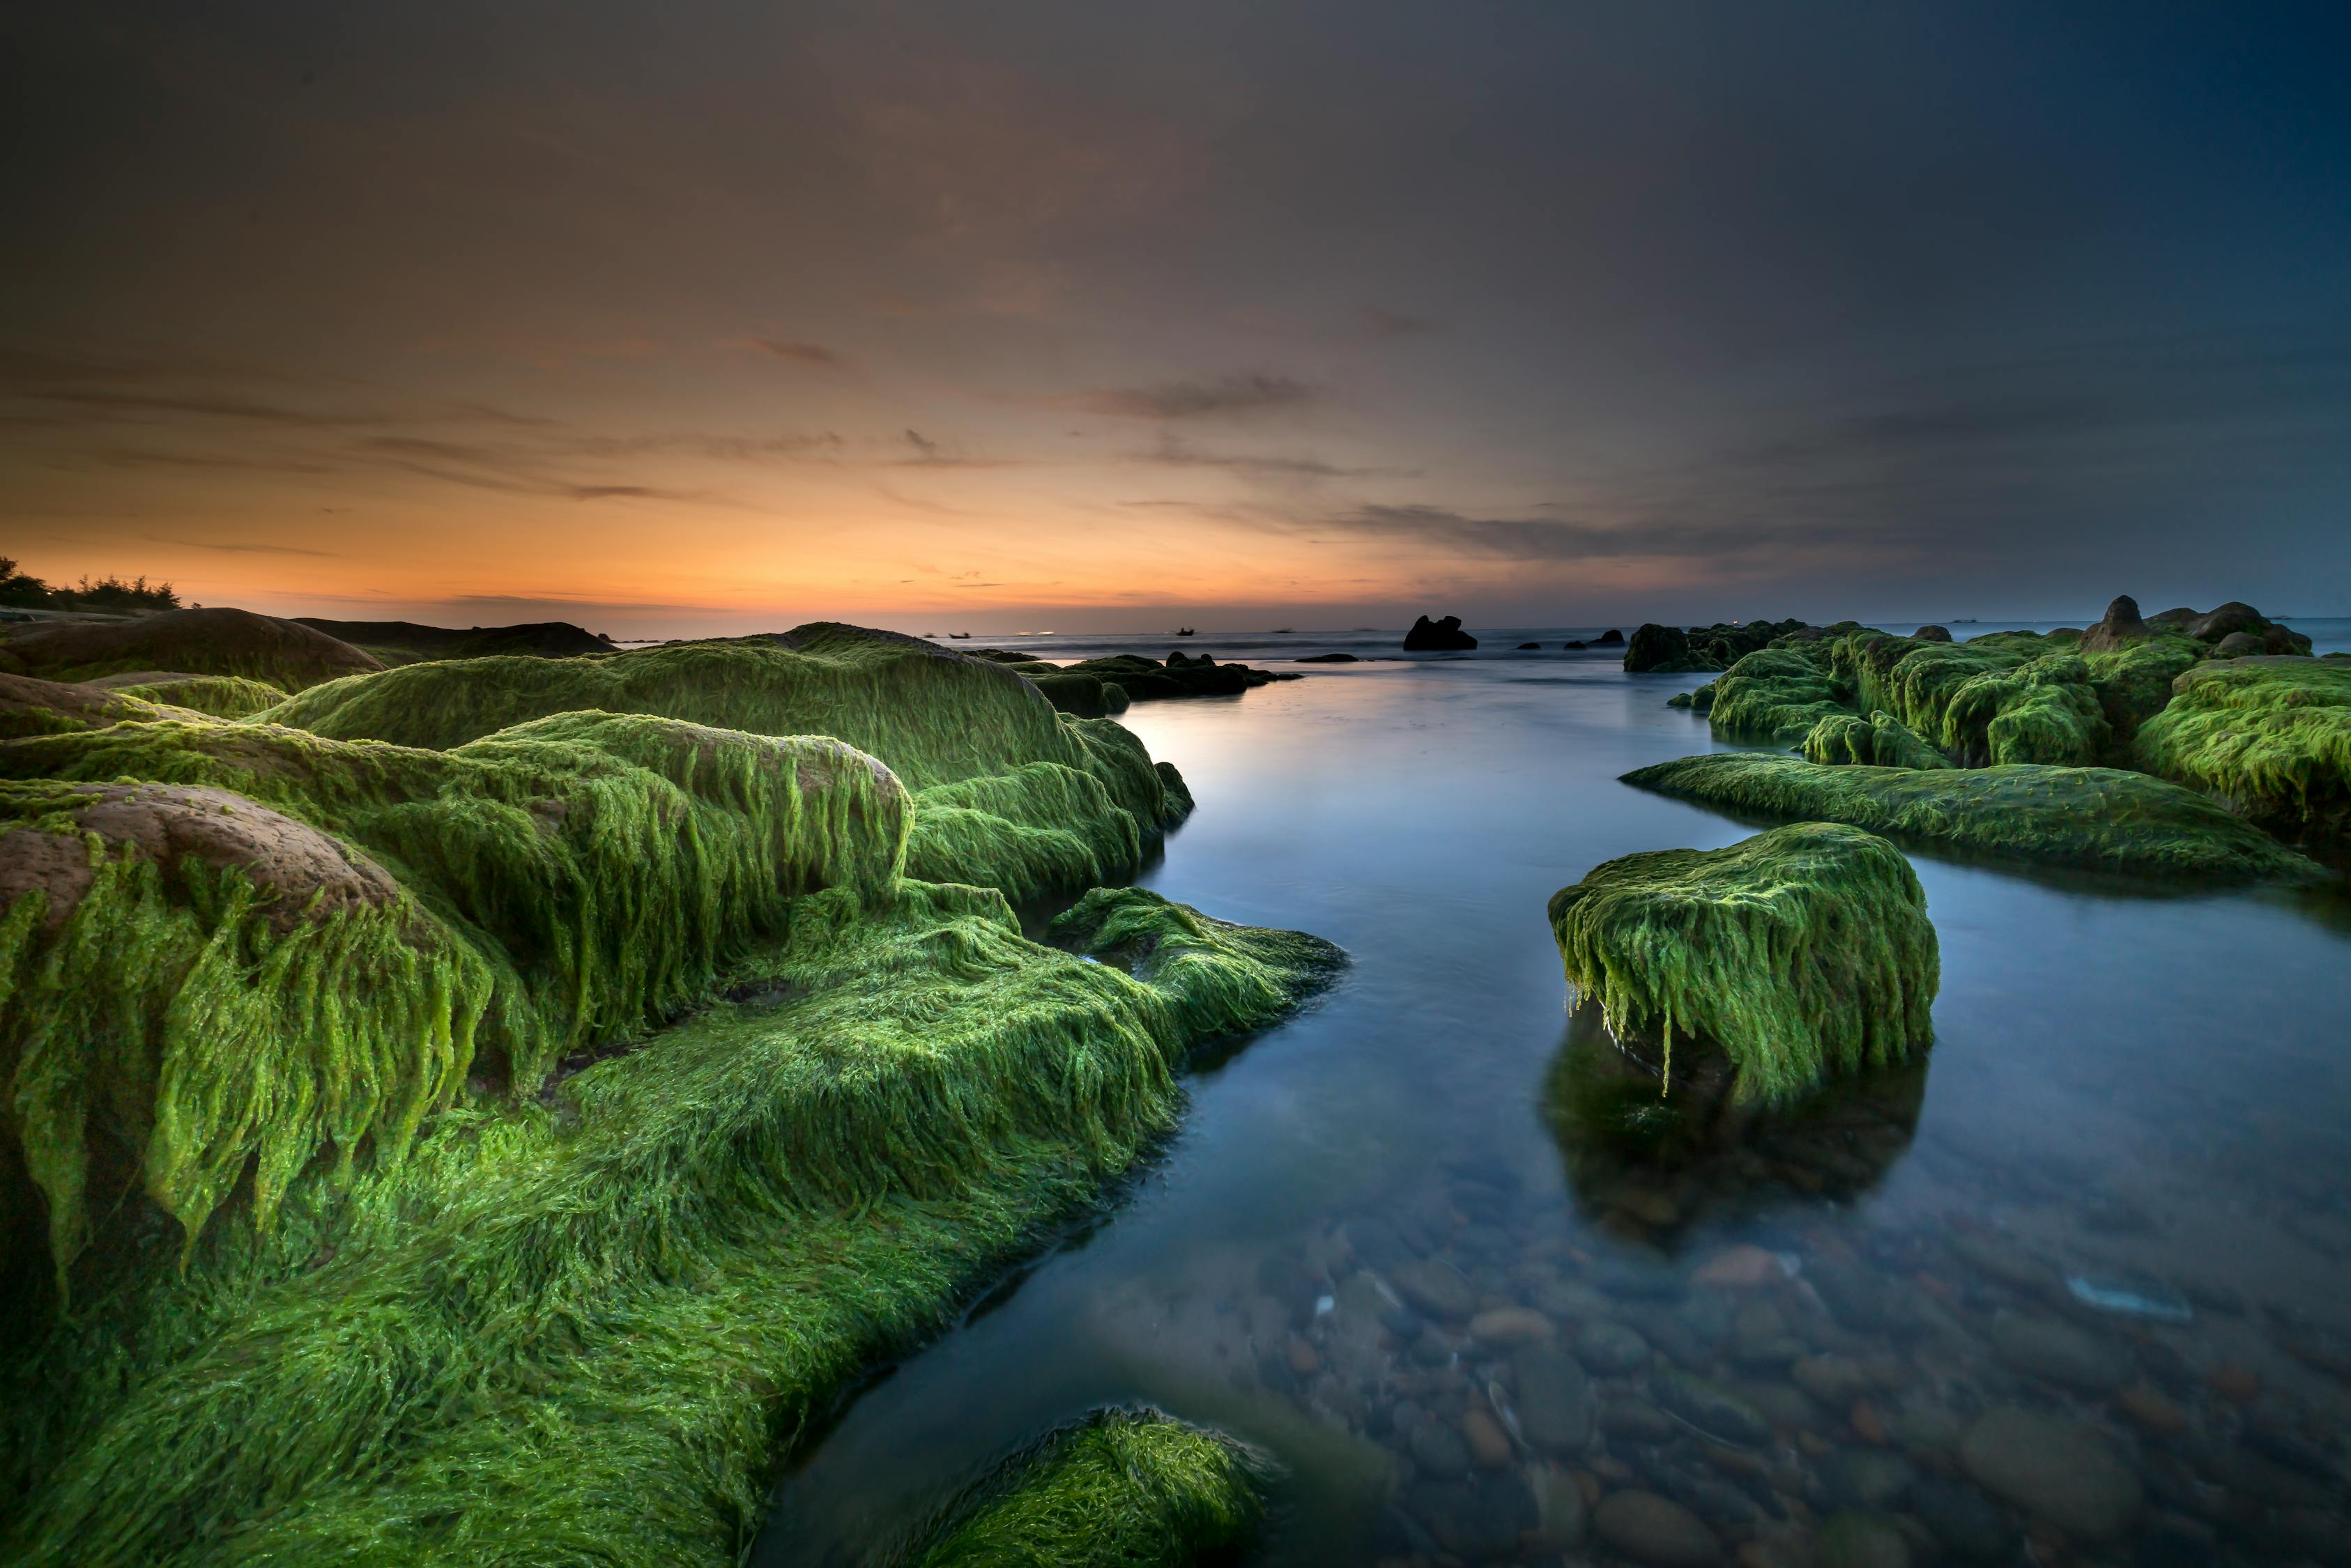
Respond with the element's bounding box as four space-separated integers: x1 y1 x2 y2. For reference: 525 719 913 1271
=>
2135 656 2351 856
1624 751 2329 882
1831 632 2115 767
1546 824 1938 1103
263 623 1193 901
0 607 381 691
895 1408 1271 1568
1703 646 1853 743
0 712 914 1279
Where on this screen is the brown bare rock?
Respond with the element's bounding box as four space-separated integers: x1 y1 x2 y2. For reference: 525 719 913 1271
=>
2 783 399 931
1 607 381 690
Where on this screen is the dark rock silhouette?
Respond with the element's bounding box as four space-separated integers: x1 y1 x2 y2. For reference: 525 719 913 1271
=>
1913 624 1953 643
1595 628 1625 646
2079 596 2152 652
1403 615 1478 651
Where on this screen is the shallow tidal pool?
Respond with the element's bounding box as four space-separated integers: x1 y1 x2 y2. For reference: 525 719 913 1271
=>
757 638 2351 1567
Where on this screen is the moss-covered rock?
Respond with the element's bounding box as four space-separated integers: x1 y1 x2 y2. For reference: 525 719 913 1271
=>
1624 622 1717 674
0 608 381 691
263 624 1191 900
1547 824 1938 1103
1 879 1338 1567
111 674 289 720
896 1408 1271 1568
2135 657 2351 855
1832 633 2111 766
1703 646 1854 744
1624 751 2328 882
1802 712 1952 770
0 712 911 1279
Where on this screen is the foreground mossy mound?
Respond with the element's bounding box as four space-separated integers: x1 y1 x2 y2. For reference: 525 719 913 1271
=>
1546 824 1938 1103
896 1407 1272 1568
110 673 289 719
266 624 1190 901
2136 657 2351 856
0 711 910 1281
1 879 1339 1567
1625 752 2329 882
0 607 382 691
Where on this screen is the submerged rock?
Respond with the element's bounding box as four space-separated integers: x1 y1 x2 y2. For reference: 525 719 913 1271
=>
1403 614 1478 651
1957 1406 2142 1542
1547 823 1938 1102
1593 1489 1721 1567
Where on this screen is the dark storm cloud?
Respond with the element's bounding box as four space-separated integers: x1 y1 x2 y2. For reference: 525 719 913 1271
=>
1061 374 1316 420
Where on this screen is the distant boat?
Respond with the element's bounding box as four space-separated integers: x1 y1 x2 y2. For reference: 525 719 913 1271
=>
1174 627 1196 636
949 632 972 639
1269 627 1294 633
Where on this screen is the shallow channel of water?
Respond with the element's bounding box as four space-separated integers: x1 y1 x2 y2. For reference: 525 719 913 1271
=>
756 629 2351 1567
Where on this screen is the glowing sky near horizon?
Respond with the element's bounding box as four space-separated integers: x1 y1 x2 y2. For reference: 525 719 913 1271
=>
5 2 2349 637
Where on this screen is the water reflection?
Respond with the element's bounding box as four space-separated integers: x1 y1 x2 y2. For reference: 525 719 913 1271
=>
756 654 2351 1568
1542 1004 1927 1245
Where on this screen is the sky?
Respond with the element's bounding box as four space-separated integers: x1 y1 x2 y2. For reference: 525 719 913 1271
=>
3 1 2348 637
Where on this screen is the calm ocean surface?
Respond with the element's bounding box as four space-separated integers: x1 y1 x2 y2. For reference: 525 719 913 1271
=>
755 621 2351 1567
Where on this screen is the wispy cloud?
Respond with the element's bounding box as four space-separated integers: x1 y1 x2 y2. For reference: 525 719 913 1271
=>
145 535 340 557
1059 373 1315 420
751 337 844 368
1360 305 1434 336
1127 432 1408 482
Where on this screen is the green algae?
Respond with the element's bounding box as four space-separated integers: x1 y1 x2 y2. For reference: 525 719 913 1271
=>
2135 657 2351 854
898 1407 1271 1568
1 880 1339 1568
1 712 910 1276
2081 636 2205 741
112 674 289 719
1703 647 1853 744
1546 824 1938 1104
1802 711 1952 770
1828 633 2122 766
1624 751 2329 882
264 626 1189 898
